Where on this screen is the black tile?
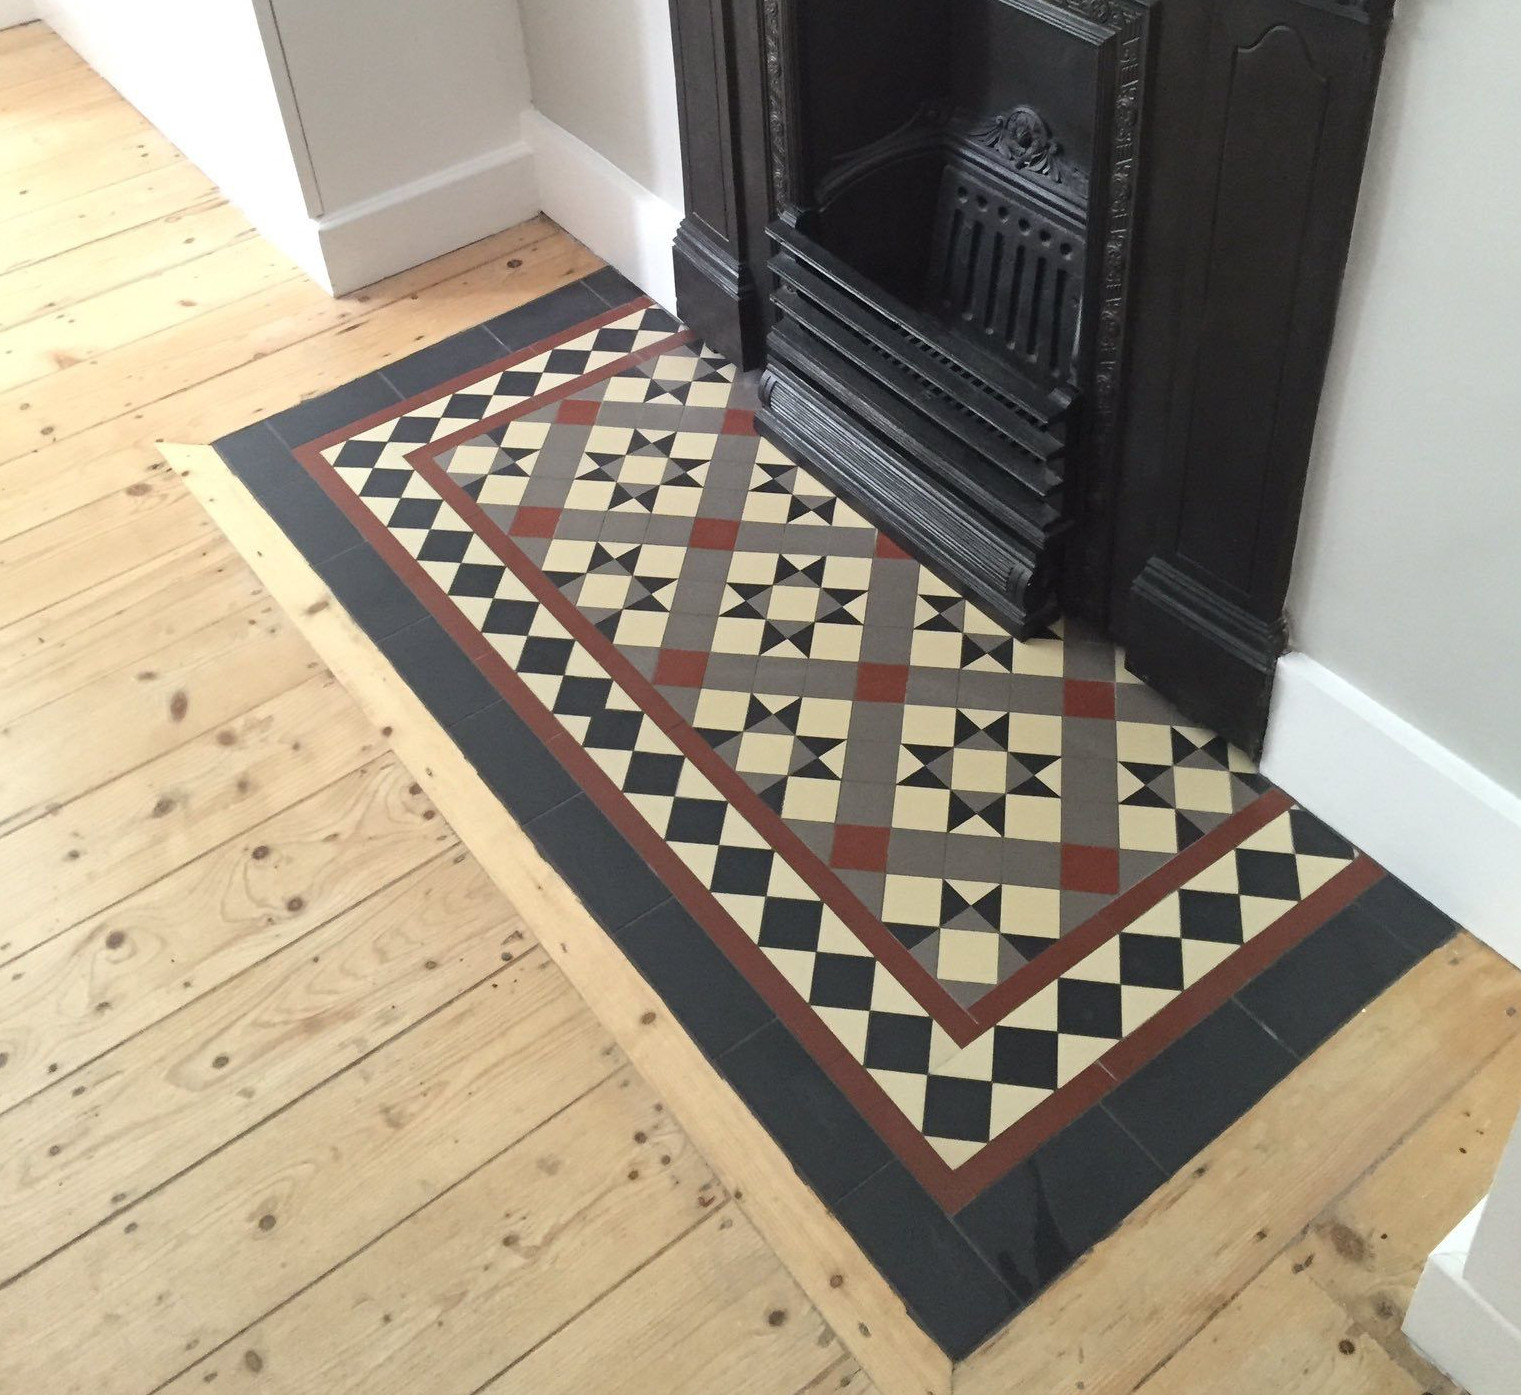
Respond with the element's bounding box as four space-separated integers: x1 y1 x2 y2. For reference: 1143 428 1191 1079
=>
616 898 776 1059
581 265 644 309
377 617 498 728
717 1019 892 1206
1236 901 1422 1057
447 700 580 824
526 793 668 931
264 372 401 450
481 282 607 352
214 423 363 565
381 326 506 399
1104 1000 1298 1175
1352 874 1461 958
836 1162 1020 1360
955 1105 1167 1306
314 544 428 640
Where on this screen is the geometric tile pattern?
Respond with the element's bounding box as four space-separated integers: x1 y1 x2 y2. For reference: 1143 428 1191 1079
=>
303 302 1365 1179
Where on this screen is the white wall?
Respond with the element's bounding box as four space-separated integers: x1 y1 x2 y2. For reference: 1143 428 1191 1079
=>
37 0 541 293
516 0 683 307
0 4 40 30
517 0 683 207
1263 0 1521 962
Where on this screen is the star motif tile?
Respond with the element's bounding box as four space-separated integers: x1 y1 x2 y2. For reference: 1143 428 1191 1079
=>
288 298 1371 1190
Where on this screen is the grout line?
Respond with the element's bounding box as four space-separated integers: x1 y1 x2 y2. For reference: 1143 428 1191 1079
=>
137 1050 631 1395
0 948 552 1295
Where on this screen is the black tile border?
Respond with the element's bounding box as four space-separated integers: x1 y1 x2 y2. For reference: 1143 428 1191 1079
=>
209 269 1463 1361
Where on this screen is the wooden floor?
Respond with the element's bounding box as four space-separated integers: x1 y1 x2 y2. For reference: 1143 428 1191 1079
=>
0 22 1511 1394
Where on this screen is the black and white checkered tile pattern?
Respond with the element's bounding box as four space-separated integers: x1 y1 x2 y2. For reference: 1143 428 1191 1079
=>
316 305 1361 1168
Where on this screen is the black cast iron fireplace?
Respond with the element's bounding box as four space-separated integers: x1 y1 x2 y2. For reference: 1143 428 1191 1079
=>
756 0 1148 636
668 0 1394 749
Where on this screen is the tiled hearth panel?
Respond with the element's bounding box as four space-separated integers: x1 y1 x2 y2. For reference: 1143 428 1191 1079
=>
214 275 1458 1357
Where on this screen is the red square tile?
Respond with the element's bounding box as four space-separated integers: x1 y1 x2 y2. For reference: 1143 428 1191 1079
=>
654 649 709 688
855 662 909 704
831 824 892 872
722 408 756 436
1062 844 1120 894
556 397 601 425
508 506 561 538
689 517 742 551
874 534 913 561
1064 679 1116 721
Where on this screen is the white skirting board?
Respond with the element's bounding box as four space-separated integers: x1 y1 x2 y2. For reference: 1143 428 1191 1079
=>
523 110 681 313
1406 1202 1521 1395
1262 652 1521 968
315 142 540 297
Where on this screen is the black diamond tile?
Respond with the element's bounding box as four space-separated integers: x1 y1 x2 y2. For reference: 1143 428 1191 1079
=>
1119 932 1185 991
1233 848 1303 901
623 750 684 797
527 792 667 931
757 897 823 952
1056 978 1124 1039
264 372 402 449
1287 806 1356 859
615 897 775 1060
447 562 508 598
809 953 877 1010
1105 999 1297 1175
717 1020 892 1205
835 1162 1020 1360
1351 874 1461 958
863 1012 934 1074
313 543 428 641
377 617 498 727
214 422 364 565
956 1103 1167 1304
710 845 773 897
416 528 472 564
922 1075 994 1143
1236 900 1422 1057
990 1026 1060 1091
382 326 506 399
447 700 579 824
663 796 728 845
1177 888 1245 944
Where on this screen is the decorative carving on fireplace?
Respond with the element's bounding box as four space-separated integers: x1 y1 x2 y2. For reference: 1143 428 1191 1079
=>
966 105 1090 195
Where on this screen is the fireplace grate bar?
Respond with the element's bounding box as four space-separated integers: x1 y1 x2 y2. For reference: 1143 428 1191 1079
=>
772 252 1066 470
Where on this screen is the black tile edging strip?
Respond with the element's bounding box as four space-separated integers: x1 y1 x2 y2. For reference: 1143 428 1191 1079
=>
208 269 1459 1361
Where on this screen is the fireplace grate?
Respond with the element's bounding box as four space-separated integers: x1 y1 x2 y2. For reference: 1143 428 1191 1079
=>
925 157 1087 386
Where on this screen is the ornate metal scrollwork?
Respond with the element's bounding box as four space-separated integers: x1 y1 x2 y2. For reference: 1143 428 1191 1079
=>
965 105 1091 198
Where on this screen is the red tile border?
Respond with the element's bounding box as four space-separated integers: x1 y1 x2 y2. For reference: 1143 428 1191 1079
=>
281 304 1381 1208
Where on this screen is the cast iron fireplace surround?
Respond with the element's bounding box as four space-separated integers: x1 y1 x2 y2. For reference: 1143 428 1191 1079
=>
667 0 1394 753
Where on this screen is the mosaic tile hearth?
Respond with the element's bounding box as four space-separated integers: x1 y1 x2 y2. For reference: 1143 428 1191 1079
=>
215 273 1459 1358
